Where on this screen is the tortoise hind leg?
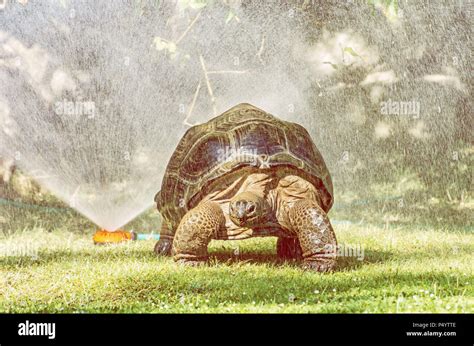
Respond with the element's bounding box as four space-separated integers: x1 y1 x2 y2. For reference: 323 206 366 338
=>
154 222 174 256
287 199 337 272
276 237 303 260
172 201 226 265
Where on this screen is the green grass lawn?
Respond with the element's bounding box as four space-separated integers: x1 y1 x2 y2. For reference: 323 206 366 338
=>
0 198 472 313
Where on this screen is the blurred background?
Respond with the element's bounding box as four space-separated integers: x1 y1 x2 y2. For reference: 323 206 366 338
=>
0 0 472 234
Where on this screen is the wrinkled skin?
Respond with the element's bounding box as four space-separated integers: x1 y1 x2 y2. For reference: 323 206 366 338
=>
155 173 337 272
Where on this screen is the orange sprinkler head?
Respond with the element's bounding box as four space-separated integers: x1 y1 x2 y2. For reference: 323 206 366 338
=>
93 230 134 244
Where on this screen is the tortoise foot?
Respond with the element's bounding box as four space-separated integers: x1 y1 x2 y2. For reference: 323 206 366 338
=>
302 259 336 272
176 258 207 267
154 237 173 256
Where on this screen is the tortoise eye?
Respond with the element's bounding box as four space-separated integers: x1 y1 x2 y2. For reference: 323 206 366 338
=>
247 204 256 213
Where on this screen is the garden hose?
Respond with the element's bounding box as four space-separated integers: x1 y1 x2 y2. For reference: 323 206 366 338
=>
92 230 160 244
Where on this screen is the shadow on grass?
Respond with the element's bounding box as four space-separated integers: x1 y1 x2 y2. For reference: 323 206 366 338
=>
336 249 393 271
208 248 393 271
1 243 394 272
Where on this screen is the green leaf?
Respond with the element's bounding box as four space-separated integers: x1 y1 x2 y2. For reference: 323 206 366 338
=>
343 47 361 58
153 37 176 54
178 0 207 11
323 61 339 70
226 10 236 24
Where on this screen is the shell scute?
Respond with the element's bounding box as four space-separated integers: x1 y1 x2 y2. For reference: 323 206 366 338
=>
156 103 333 232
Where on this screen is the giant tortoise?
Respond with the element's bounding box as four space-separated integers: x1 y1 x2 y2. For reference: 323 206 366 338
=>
154 103 337 271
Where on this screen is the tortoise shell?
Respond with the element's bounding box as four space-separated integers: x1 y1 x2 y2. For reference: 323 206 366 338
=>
155 103 333 232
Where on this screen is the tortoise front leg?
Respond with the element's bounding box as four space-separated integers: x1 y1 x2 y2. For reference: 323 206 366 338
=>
172 201 226 265
287 199 337 272
154 221 174 256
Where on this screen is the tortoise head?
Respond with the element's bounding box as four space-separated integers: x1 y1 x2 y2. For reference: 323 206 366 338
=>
229 191 270 228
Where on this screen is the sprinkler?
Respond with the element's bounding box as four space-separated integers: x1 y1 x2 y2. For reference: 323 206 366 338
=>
92 230 160 245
